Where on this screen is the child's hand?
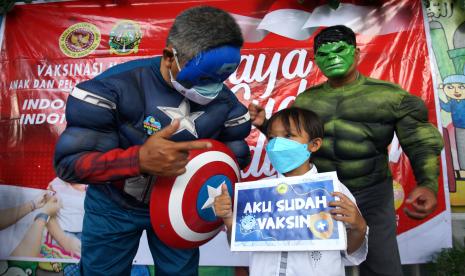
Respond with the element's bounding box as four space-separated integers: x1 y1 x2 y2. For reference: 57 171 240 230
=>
213 184 233 229
40 196 62 217
31 192 49 210
31 191 55 211
329 192 367 234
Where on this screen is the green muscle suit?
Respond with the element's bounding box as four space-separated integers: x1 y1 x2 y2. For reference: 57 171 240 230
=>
294 74 444 192
249 25 445 275
296 25 444 276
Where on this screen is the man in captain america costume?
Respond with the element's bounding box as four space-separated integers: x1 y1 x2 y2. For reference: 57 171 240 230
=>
54 6 251 276
249 25 444 276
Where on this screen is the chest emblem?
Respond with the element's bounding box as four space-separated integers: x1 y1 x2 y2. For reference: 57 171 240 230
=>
158 99 204 138
143 116 162 135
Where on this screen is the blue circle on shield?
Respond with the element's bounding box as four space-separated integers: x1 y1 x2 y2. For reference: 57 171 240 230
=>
196 175 232 222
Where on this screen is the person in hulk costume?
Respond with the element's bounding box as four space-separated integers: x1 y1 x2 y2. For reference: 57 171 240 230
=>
249 25 444 276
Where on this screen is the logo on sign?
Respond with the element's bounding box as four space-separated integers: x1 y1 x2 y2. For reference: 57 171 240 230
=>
231 174 346 252
109 20 142 55
239 214 257 233
59 23 101 58
309 212 334 239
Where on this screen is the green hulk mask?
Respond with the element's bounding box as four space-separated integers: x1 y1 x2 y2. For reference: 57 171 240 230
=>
315 41 355 78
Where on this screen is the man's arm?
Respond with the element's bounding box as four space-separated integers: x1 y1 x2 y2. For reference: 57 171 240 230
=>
395 94 444 219
0 191 51 230
218 93 252 169
55 83 212 183
395 94 444 192
0 202 34 230
54 84 140 183
10 196 61 257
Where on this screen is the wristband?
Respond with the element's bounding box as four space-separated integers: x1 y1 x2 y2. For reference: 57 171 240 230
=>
34 213 50 224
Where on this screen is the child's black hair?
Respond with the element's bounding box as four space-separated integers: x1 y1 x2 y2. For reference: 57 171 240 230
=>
266 107 324 141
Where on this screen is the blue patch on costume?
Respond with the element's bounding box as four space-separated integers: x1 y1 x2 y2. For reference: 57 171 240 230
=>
143 116 161 135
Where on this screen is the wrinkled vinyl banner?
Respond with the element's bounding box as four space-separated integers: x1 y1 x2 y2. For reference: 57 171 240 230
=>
0 0 451 265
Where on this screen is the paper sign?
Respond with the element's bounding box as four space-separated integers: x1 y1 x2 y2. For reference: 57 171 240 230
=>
231 172 347 252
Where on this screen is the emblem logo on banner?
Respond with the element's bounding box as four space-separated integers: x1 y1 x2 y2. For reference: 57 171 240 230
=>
150 139 240 248
231 172 347 252
109 20 142 55
59 22 101 58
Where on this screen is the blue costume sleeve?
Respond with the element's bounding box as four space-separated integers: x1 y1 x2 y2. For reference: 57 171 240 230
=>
54 80 139 183
218 91 252 169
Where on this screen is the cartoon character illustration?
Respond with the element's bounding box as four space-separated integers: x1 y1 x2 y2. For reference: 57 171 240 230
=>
439 72 465 181
426 0 465 207
426 0 465 79
426 0 453 21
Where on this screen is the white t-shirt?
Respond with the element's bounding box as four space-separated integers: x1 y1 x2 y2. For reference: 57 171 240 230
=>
248 165 368 276
48 177 86 233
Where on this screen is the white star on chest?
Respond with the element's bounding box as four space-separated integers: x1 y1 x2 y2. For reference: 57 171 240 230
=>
158 99 204 138
201 181 226 215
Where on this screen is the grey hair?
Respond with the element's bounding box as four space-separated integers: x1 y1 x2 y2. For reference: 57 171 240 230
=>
167 6 244 64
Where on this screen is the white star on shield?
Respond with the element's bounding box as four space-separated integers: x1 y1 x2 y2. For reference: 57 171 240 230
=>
158 99 204 138
201 181 226 215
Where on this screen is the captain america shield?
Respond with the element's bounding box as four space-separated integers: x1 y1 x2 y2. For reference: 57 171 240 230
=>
150 139 240 248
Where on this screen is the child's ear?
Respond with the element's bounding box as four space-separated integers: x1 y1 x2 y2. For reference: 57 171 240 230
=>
308 138 322 153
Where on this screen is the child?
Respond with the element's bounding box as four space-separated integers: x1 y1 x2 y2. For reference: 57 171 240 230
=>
214 107 368 276
45 177 86 258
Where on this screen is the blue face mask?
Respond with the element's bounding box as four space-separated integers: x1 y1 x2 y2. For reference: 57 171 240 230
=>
265 137 311 174
170 51 223 105
170 70 222 105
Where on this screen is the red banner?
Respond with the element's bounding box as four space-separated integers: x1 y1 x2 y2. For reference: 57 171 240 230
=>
0 0 450 264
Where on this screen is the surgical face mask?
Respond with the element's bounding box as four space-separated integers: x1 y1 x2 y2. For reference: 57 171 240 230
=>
265 137 311 174
170 48 223 105
315 41 355 78
169 70 222 105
